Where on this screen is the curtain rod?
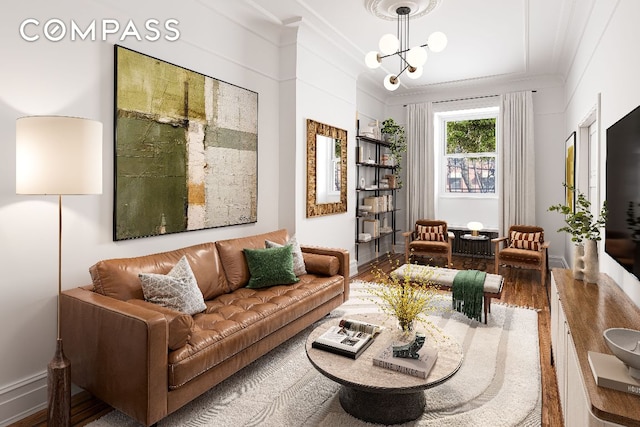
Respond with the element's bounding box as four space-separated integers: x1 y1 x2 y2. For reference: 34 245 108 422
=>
403 90 537 107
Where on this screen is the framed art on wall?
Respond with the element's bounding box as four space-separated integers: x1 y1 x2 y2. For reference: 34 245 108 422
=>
565 131 576 212
113 45 258 240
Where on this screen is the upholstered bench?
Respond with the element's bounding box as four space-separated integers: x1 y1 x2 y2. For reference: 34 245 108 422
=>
390 264 503 324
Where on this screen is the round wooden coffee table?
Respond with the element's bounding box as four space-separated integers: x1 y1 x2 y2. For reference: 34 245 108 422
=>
306 313 463 424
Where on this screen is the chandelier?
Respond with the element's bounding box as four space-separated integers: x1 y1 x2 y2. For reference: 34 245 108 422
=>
365 6 447 91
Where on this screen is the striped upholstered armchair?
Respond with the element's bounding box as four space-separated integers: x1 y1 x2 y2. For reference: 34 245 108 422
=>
403 219 454 267
492 225 550 287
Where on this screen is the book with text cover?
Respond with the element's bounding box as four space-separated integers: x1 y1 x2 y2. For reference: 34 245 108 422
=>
588 351 640 396
312 319 382 359
373 341 438 378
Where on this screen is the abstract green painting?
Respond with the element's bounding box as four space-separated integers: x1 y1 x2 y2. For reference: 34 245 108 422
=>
114 45 258 240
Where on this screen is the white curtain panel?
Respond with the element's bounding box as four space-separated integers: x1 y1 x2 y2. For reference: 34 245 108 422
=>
405 102 435 227
499 91 536 237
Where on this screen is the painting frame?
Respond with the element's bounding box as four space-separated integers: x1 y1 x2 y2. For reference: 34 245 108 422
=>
565 131 576 212
113 45 258 241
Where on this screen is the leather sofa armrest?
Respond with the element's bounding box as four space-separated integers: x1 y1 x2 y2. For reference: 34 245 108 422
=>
60 287 169 426
300 246 350 301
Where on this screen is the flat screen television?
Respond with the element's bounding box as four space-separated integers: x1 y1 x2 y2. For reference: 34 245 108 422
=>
605 104 640 279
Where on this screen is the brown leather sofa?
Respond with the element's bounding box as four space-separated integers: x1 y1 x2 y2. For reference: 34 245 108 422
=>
60 229 349 426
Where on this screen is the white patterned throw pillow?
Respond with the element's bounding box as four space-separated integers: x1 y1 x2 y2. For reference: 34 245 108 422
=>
265 234 307 276
139 255 206 315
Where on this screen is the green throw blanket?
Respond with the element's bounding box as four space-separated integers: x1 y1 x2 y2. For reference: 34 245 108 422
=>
452 269 486 322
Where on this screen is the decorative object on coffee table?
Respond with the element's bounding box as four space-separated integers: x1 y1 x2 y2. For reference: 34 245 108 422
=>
365 258 440 334
393 332 426 358
16 116 103 426
311 318 382 359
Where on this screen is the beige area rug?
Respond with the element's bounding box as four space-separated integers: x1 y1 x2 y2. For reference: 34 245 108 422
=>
88 281 541 427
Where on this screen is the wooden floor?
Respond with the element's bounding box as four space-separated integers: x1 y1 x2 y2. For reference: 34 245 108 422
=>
12 253 563 427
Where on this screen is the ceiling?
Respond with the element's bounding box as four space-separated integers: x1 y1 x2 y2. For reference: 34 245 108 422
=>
221 0 593 97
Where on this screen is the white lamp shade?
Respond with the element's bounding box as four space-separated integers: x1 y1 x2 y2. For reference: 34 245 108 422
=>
379 33 399 55
467 221 484 231
16 116 103 195
406 46 428 67
428 31 448 53
383 74 400 91
365 51 381 69
407 66 424 79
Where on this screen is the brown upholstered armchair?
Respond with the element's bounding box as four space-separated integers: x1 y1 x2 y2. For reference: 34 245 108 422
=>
403 219 454 267
492 225 550 287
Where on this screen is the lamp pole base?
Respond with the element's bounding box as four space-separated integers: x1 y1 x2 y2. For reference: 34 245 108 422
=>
48 338 71 427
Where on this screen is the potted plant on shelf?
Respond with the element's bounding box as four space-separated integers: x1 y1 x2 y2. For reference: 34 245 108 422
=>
380 118 407 188
548 183 607 283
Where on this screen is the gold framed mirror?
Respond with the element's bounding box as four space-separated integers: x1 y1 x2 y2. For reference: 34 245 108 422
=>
306 119 348 217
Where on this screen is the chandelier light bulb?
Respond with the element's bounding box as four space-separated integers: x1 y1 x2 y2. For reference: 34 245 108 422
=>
406 46 428 67
407 66 423 79
427 31 448 53
365 51 382 69
379 33 399 55
383 74 400 91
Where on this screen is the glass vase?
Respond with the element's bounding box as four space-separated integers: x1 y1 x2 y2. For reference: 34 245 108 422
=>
398 318 415 333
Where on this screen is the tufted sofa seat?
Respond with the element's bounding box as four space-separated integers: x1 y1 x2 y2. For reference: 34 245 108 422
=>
60 229 349 426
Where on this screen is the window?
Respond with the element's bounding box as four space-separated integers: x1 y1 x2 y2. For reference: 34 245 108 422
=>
441 109 498 194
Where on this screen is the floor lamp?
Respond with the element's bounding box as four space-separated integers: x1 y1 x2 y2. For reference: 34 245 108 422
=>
16 116 103 426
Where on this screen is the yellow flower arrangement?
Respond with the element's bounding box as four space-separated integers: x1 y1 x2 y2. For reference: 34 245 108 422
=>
365 257 443 335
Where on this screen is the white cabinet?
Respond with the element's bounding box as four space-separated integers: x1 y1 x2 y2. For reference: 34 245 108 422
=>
550 273 623 427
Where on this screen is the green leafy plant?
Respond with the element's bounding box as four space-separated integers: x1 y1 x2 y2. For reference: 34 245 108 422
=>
380 118 407 187
548 183 607 243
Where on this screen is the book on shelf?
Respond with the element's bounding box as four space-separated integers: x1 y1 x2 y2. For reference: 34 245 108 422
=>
311 318 383 359
363 219 380 237
373 340 438 378
588 351 640 396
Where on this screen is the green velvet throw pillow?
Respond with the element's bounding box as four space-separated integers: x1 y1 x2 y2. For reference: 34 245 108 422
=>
243 245 300 289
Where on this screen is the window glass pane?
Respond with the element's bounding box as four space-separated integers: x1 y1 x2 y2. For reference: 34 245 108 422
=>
446 118 496 154
446 157 495 193
444 117 496 194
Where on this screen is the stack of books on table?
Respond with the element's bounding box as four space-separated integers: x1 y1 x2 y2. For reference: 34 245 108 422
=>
588 351 640 395
373 341 439 378
311 319 383 359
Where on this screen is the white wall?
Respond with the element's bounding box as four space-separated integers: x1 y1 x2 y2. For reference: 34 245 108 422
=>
563 0 640 304
0 1 285 423
292 22 359 274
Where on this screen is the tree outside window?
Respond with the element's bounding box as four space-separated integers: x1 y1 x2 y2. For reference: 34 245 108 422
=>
445 118 496 193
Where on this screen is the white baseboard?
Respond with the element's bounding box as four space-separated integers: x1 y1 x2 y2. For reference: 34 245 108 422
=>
0 371 47 426
549 255 568 269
